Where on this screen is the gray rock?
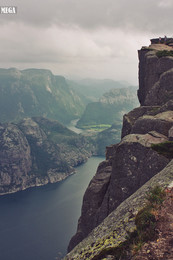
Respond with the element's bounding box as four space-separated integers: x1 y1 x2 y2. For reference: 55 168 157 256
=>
0 117 94 195
68 131 169 251
138 48 173 106
121 106 160 138
131 111 173 136
145 68 173 106
64 159 173 260
0 123 32 194
168 126 173 141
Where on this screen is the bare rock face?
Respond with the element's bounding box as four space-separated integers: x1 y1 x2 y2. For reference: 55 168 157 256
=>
0 117 94 195
68 131 169 251
131 111 173 136
145 68 173 106
0 123 32 194
122 106 173 138
138 48 173 106
121 106 160 138
67 42 173 254
65 159 173 260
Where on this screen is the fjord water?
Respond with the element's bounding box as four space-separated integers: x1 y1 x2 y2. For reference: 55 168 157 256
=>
0 156 104 260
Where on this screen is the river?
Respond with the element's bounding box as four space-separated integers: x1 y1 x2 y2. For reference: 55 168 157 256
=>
0 156 104 260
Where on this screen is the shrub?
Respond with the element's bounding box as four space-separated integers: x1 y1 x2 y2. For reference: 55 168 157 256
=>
151 141 173 159
156 50 173 58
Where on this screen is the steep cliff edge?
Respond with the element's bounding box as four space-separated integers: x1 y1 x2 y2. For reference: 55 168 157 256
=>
0 117 94 195
67 40 173 255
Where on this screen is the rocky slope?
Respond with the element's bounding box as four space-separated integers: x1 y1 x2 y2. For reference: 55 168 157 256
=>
0 68 84 124
0 117 94 195
76 87 139 128
66 40 173 258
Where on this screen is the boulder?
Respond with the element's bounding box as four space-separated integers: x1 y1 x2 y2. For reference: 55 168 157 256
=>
131 111 173 136
121 106 160 138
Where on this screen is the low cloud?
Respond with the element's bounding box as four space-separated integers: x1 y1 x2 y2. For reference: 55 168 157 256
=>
0 0 172 84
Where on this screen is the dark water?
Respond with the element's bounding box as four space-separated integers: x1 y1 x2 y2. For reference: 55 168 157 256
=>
0 156 104 260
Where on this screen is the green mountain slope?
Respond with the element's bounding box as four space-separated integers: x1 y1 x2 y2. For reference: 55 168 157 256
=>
77 86 139 128
0 116 95 195
0 68 85 124
68 78 128 102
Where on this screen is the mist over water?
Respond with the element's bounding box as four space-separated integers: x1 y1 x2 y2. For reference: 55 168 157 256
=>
0 156 104 260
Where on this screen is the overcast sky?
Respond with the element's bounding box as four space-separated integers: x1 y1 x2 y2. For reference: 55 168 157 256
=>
0 0 172 84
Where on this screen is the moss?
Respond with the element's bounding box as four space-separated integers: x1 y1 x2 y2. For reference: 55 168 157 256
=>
156 50 173 58
90 186 166 260
151 141 173 159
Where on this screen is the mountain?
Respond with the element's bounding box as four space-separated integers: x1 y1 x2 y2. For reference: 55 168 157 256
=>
65 39 173 259
77 86 139 129
0 117 95 195
95 122 122 155
68 78 129 102
0 68 85 124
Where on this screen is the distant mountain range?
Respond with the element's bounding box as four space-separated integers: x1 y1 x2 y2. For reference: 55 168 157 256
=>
77 86 139 128
68 78 129 102
0 68 85 124
0 67 139 161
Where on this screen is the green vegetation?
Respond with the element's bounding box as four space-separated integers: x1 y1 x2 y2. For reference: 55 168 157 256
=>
95 123 122 155
77 87 139 129
151 141 173 159
156 50 173 58
76 186 166 260
78 124 111 131
0 68 85 124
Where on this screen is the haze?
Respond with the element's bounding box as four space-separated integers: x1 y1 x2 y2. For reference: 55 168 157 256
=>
0 0 172 84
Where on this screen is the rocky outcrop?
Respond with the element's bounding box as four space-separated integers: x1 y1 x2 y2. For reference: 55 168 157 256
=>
67 41 173 254
0 123 32 194
0 117 94 195
68 131 169 251
138 47 173 106
65 159 173 260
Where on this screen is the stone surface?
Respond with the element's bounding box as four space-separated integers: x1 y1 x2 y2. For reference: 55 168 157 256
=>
66 42 173 256
131 111 173 136
0 117 94 195
64 160 173 260
121 106 160 138
145 68 173 106
168 126 173 140
0 123 32 194
68 131 169 251
138 48 173 106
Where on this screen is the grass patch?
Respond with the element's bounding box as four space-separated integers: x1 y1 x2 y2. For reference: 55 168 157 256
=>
151 141 173 159
156 50 173 58
78 124 111 131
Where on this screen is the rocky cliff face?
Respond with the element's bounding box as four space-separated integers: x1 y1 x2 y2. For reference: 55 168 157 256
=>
0 68 85 124
68 41 173 253
0 117 94 195
138 45 173 106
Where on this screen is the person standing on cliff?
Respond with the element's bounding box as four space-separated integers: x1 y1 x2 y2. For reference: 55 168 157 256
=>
164 35 167 44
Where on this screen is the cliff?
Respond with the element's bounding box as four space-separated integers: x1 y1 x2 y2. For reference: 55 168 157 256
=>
66 40 173 258
0 117 94 195
77 86 139 129
0 68 85 124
